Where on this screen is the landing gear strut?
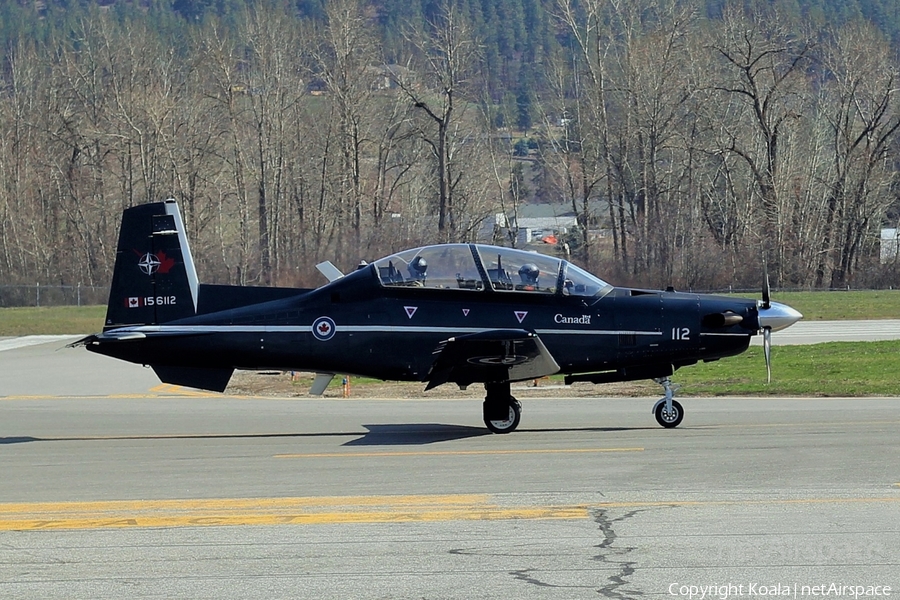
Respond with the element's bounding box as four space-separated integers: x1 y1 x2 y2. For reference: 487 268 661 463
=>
651 377 683 428
483 381 521 434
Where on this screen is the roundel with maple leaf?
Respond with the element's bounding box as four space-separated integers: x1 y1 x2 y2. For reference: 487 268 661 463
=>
311 316 336 341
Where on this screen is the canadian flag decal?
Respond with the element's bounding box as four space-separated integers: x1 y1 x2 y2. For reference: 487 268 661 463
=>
404 306 418 319
514 310 528 323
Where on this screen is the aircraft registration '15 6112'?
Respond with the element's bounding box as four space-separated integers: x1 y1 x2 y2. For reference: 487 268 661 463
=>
73 200 802 433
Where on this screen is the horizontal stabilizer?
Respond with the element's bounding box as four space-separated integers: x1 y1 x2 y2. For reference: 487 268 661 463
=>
316 261 344 283
151 365 234 393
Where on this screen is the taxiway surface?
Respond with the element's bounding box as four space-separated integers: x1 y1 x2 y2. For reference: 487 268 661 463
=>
1 337 898 599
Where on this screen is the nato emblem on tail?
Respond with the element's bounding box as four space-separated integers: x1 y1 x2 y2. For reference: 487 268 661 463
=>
104 200 199 329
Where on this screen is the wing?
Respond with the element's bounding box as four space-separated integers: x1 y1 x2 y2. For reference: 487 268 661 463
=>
425 329 560 390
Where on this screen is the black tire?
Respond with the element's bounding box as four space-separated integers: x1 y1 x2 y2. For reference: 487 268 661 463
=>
654 399 684 428
484 397 521 434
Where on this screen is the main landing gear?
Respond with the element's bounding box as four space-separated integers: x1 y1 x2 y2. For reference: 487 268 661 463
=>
483 381 521 434
480 378 683 432
651 377 683 428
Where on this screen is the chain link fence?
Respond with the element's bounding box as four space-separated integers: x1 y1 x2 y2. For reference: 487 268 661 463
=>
0 285 109 308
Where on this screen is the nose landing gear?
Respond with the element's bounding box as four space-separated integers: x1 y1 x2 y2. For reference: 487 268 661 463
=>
651 377 684 428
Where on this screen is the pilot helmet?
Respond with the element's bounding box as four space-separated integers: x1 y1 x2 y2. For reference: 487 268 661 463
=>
408 256 428 279
518 263 540 284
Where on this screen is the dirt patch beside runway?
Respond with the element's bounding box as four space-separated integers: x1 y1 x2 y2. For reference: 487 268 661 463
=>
226 370 658 399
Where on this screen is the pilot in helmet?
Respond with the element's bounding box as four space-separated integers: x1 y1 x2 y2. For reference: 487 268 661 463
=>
518 263 540 287
408 256 428 281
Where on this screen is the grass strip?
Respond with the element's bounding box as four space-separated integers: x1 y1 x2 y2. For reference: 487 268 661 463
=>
678 340 899 396
0 306 106 336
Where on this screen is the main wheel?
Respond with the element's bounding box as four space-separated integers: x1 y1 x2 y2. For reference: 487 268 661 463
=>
484 397 521 434
655 399 684 428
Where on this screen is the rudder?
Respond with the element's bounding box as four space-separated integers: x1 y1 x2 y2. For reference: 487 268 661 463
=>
104 200 199 329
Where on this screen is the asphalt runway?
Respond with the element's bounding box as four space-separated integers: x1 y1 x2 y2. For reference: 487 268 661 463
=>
1 333 899 599
749 319 900 345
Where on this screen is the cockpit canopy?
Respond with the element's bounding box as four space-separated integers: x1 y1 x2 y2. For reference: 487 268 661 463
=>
371 244 612 298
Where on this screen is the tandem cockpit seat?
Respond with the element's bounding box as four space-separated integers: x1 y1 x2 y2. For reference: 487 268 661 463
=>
485 267 513 290
378 261 405 284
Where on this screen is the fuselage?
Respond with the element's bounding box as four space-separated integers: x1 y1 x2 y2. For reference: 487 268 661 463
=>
87 263 762 384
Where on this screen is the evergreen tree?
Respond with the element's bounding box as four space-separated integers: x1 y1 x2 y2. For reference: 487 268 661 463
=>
515 63 532 132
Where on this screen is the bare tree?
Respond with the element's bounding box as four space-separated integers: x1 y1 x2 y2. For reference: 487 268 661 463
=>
237 4 308 284
391 0 481 241
605 0 698 281
544 0 614 268
710 4 813 284
198 20 254 284
816 22 900 287
316 0 379 248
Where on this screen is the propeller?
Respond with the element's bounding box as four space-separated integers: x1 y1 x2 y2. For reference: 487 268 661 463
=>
762 263 772 383
756 263 802 383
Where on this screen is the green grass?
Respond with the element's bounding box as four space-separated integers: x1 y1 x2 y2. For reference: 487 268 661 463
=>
0 306 106 336
678 340 900 396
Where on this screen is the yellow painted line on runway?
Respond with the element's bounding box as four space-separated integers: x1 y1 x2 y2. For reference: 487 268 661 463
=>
7 494 900 531
148 384 215 397
2 493 899 532
0 495 588 531
274 447 644 459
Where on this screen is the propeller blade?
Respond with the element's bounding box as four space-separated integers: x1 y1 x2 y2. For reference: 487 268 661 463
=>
761 265 771 309
763 327 772 384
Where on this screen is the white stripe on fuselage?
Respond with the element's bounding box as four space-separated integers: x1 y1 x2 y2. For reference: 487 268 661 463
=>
699 332 752 337
102 324 666 337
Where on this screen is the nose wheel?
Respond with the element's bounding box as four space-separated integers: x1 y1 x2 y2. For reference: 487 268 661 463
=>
652 376 684 428
654 398 683 428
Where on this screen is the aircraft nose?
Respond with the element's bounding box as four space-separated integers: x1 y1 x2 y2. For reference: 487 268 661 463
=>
758 301 803 332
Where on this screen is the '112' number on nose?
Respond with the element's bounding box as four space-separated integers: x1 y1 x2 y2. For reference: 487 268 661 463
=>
672 327 690 340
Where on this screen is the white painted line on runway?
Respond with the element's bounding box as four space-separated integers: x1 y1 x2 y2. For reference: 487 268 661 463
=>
0 335 81 352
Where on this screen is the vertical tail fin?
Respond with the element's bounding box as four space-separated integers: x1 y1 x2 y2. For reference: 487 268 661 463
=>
104 200 199 329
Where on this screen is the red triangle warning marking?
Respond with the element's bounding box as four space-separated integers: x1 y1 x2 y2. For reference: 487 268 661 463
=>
404 306 418 319
514 311 528 323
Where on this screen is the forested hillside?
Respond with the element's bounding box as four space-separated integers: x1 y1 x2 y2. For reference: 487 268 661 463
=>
1 0 899 293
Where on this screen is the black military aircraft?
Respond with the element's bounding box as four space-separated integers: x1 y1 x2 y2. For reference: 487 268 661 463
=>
74 200 802 433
